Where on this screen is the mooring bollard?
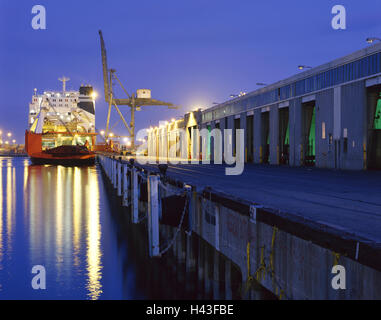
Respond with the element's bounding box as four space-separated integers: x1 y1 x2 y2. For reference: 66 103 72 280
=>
131 167 139 224
122 164 128 206
148 174 160 257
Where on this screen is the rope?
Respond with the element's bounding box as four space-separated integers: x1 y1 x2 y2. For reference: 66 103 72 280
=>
332 251 341 266
159 181 187 196
243 226 288 300
159 193 189 256
268 226 278 275
244 242 254 296
137 171 148 182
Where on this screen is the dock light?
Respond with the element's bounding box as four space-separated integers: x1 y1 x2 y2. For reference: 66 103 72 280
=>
298 65 312 70
366 37 381 44
109 133 114 137
100 130 105 136
126 141 131 147
7 132 12 138
5 141 9 145
230 92 246 98
12 140 16 144
91 91 98 99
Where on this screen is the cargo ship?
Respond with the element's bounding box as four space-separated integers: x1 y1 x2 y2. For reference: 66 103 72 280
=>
25 77 97 165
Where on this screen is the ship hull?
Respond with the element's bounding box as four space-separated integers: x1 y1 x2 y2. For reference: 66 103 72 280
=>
30 155 95 166
25 131 96 166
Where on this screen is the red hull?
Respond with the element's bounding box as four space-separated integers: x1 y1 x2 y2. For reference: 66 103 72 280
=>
25 131 96 166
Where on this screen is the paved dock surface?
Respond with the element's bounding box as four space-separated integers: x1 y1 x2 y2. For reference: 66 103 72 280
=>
140 162 381 243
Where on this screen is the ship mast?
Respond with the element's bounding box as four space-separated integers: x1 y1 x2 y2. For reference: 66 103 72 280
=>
58 76 70 93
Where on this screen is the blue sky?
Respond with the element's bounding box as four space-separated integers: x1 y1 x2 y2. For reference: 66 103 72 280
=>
1 0 381 143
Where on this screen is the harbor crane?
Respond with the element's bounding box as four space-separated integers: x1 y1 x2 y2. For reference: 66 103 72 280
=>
99 30 178 150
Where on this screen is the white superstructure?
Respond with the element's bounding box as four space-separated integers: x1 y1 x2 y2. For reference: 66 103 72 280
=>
28 78 97 149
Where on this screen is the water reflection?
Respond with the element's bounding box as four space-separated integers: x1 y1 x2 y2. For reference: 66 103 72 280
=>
0 157 229 300
24 163 103 299
0 159 3 275
0 157 133 299
86 167 102 300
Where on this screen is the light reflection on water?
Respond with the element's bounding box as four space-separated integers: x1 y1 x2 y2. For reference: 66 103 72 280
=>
0 157 142 300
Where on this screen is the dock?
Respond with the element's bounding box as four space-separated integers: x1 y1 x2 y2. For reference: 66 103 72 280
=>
97 154 381 300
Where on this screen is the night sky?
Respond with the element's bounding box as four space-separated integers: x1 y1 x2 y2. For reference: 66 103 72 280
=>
1 0 381 143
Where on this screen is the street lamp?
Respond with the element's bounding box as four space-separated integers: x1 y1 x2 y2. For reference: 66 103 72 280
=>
7 132 12 138
230 91 247 98
366 37 381 44
298 65 312 70
12 139 16 144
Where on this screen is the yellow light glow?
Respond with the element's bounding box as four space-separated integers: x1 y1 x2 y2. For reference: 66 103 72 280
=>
86 169 102 300
73 167 81 267
0 159 2 262
91 91 98 99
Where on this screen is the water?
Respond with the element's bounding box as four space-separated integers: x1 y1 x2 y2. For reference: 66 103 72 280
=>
0 157 145 299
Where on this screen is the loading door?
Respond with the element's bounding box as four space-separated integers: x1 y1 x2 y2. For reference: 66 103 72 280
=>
279 108 290 165
367 87 381 169
234 118 240 157
246 115 254 162
207 124 211 160
261 111 270 164
188 126 193 160
302 102 316 166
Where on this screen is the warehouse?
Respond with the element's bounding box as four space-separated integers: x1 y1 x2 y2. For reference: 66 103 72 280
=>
149 42 381 170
